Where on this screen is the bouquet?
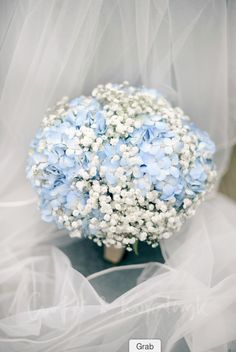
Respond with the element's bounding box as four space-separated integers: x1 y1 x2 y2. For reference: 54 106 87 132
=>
27 82 216 253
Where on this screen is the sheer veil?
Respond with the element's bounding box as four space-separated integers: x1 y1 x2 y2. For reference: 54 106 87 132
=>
0 1 236 351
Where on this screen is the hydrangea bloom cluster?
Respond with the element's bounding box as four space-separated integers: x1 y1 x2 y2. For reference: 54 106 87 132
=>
27 82 216 251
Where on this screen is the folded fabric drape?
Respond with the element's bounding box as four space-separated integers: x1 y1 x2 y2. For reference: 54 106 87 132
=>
0 1 236 351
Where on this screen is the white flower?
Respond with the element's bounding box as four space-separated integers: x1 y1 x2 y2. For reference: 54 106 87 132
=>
162 232 171 239
70 230 82 238
139 232 147 241
89 167 97 177
28 82 216 251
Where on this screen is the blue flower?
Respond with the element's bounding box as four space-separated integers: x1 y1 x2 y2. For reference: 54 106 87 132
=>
66 191 79 209
59 156 75 169
45 131 62 144
75 110 87 127
31 152 47 164
95 112 106 134
141 88 163 100
185 122 216 155
27 84 216 242
69 97 84 107
186 159 208 195
44 165 63 176
105 170 117 185
45 146 64 164
80 151 92 170
156 175 185 201
54 176 65 188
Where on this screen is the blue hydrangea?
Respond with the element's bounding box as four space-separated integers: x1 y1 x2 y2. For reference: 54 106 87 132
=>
26 83 216 250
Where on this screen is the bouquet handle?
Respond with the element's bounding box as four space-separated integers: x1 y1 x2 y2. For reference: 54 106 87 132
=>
103 246 125 264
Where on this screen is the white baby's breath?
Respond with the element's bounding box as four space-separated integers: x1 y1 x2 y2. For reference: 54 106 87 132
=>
27 82 217 252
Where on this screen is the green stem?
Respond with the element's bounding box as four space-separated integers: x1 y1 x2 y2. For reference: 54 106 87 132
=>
132 241 139 256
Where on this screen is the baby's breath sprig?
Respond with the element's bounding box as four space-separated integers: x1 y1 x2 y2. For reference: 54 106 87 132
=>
27 83 217 251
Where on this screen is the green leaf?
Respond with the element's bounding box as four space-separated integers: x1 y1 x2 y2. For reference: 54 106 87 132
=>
132 241 139 256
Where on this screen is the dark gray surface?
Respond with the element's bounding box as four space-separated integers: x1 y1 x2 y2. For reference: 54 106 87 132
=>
61 239 164 277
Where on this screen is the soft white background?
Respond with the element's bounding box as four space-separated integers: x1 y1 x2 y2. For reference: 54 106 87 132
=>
0 1 236 351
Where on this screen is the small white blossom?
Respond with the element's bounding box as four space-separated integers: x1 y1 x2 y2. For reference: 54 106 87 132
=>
27 82 217 251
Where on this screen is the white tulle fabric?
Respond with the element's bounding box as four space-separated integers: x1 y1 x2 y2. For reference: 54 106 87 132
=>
0 1 236 351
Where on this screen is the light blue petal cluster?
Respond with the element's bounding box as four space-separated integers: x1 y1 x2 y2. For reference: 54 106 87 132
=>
27 88 216 236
